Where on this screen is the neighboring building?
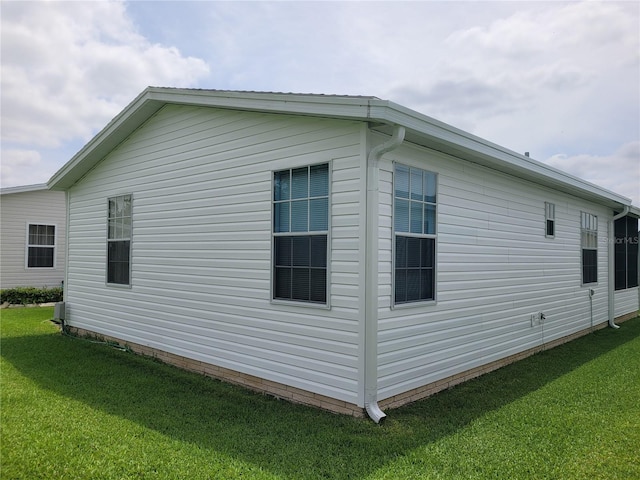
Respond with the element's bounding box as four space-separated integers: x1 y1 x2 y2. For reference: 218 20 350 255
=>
48 88 639 421
0 184 66 289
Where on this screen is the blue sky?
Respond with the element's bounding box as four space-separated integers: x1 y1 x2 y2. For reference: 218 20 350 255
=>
2 1 639 203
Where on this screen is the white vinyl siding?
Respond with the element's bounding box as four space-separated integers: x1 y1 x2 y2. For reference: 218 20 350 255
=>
614 288 639 318
64 105 365 404
376 140 611 401
0 189 66 288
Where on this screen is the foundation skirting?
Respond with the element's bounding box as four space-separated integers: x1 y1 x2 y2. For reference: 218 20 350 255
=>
66 313 636 418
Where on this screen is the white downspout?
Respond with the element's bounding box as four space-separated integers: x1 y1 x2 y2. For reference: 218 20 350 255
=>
608 205 630 328
364 125 405 423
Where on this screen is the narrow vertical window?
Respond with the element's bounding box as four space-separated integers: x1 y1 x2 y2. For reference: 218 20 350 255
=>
394 164 437 304
107 195 132 285
614 215 639 290
545 202 555 238
27 224 55 268
273 164 329 303
580 212 597 285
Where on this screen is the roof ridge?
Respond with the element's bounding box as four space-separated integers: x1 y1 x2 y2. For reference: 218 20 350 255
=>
147 86 380 100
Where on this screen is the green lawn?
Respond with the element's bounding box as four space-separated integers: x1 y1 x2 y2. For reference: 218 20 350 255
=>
1 307 639 480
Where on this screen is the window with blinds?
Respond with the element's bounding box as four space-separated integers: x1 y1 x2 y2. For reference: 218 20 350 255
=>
273 164 329 304
394 164 437 304
580 212 598 285
27 224 55 268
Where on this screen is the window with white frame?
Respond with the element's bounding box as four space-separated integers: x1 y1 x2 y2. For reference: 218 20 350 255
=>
394 163 437 304
580 212 597 284
545 202 555 238
107 195 132 285
27 224 55 268
273 164 329 303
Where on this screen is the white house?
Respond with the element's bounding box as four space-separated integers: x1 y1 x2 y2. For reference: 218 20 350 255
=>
48 88 639 421
0 184 66 289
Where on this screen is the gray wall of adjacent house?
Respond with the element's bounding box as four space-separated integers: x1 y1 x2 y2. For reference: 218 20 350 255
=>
375 139 617 401
63 105 367 406
0 189 66 289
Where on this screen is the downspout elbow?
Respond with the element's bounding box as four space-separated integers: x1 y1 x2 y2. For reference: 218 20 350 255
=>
613 205 630 221
367 126 406 166
365 401 386 424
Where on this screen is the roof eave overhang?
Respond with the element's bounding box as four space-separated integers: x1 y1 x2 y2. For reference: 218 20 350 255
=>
48 90 167 190
0 183 49 195
47 87 378 190
47 87 635 212
368 101 633 210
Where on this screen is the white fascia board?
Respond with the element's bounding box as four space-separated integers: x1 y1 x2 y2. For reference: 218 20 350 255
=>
143 87 377 120
48 89 166 190
628 205 640 218
0 183 49 195
369 99 633 209
47 86 635 211
47 88 377 190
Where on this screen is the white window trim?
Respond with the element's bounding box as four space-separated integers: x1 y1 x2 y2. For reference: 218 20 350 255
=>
106 194 133 288
270 161 332 309
545 202 555 238
25 222 57 269
580 211 598 286
391 161 438 308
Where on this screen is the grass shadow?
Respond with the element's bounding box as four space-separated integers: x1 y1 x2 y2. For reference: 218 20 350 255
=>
2 314 639 479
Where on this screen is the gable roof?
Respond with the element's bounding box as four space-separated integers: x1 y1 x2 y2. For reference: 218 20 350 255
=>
48 87 634 211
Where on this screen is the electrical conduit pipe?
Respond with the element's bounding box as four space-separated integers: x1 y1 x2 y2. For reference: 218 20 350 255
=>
364 125 405 423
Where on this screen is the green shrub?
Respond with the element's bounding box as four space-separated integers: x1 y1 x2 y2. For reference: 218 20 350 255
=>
0 287 63 305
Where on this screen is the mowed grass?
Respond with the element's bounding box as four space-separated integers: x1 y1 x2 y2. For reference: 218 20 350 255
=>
1 308 639 480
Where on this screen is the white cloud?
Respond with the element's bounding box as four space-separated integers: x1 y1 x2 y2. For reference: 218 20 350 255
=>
543 142 640 204
385 1 639 160
0 0 636 206
1 0 209 152
0 150 48 188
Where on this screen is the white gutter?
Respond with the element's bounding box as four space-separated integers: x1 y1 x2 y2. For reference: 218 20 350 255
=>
608 206 630 328
364 125 405 423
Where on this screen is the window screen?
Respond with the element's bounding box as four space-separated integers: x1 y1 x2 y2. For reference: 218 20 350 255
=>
614 216 639 290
